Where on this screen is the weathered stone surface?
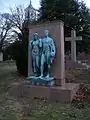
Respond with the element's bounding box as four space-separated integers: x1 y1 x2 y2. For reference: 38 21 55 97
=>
9 82 79 103
28 21 65 86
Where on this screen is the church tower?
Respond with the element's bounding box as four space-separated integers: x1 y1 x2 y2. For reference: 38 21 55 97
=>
25 0 38 21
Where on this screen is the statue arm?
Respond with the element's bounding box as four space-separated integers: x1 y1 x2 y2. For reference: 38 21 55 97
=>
39 39 43 47
51 39 56 57
29 40 33 49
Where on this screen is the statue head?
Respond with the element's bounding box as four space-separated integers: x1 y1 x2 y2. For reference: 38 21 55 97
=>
33 33 39 40
44 30 49 37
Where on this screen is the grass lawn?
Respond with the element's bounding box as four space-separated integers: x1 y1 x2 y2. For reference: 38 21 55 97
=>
0 61 90 120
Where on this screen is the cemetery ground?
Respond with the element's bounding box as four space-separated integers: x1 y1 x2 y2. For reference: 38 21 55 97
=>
0 62 90 120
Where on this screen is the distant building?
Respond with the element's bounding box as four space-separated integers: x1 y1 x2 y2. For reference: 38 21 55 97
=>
25 0 38 21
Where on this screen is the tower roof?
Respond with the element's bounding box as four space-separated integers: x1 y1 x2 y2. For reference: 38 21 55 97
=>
30 0 31 5
25 0 37 11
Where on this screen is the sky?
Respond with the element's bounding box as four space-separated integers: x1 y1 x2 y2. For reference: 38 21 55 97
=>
0 0 40 13
0 0 90 13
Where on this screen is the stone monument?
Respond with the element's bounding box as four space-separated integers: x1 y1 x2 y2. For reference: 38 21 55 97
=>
26 21 79 103
28 21 65 86
8 21 79 103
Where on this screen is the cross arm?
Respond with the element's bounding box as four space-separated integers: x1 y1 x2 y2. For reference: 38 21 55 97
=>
65 36 82 41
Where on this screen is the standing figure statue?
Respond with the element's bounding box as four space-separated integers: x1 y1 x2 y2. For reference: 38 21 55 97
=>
40 30 56 78
30 33 42 76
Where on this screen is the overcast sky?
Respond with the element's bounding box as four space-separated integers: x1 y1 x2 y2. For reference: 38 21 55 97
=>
0 0 40 13
0 0 90 13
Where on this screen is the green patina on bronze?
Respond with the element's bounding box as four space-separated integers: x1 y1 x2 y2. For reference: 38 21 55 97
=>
28 30 56 86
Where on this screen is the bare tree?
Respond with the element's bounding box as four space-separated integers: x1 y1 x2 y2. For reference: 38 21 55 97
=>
1 5 26 50
7 5 25 39
0 14 12 51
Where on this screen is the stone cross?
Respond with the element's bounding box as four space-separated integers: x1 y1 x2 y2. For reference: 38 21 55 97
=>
65 29 82 62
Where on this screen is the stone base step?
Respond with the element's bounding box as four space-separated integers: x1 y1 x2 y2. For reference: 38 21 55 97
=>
9 82 79 103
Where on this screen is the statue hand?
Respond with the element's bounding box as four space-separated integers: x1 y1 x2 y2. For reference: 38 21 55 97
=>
51 52 55 57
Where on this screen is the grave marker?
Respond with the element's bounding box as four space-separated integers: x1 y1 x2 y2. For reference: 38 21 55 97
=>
0 21 74 103
65 30 82 62
0 52 3 61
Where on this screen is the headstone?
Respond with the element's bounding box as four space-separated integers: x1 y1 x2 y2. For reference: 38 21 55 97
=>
28 21 65 86
65 30 82 62
0 52 3 61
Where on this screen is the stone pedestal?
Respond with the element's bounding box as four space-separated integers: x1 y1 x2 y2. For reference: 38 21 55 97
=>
27 21 79 103
10 82 79 103
28 76 55 86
